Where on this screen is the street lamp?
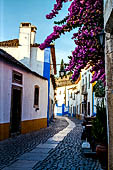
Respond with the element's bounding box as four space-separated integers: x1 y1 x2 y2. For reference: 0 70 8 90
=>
98 30 105 47
59 69 66 78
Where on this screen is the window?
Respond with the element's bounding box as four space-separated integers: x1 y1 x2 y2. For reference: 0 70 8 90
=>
85 77 87 89
82 79 84 85
73 92 75 100
80 103 81 114
88 74 90 89
34 85 39 109
82 103 84 114
70 92 72 98
12 70 22 84
88 102 90 115
77 105 78 114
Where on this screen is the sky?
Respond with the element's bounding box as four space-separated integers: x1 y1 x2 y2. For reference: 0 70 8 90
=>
0 0 77 72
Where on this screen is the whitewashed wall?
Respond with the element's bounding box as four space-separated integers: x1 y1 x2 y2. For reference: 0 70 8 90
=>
50 79 54 100
0 60 12 123
81 67 94 116
0 47 19 60
0 59 48 123
55 86 65 106
30 47 44 76
55 84 76 107
22 72 48 120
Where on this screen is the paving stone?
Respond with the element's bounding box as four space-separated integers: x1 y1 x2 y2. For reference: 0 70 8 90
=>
45 140 59 144
34 118 106 170
3 160 37 169
3 167 32 170
36 143 57 149
50 136 64 141
0 117 107 170
30 147 51 153
19 152 48 161
0 117 68 169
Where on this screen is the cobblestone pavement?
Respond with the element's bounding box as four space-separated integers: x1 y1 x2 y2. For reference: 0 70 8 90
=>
34 118 107 170
0 117 68 169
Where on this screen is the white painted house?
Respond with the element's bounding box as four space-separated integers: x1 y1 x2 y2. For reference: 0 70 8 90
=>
68 77 82 117
55 75 76 116
81 66 96 117
0 49 48 141
0 22 56 125
59 66 97 119
68 66 97 119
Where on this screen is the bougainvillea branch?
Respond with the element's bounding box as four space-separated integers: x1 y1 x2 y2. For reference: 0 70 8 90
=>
54 16 69 25
39 0 104 84
46 0 72 19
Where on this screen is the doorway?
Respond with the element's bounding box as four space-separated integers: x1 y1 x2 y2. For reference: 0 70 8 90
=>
10 85 22 135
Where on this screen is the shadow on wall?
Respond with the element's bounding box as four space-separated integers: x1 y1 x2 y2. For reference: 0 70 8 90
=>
20 57 43 76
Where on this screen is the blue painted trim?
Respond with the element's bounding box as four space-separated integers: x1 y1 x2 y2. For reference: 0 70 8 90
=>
93 112 96 116
43 47 50 127
68 113 71 117
62 104 65 114
92 92 96 116
56 104 69 116
93 92 94 114
68 101 69 113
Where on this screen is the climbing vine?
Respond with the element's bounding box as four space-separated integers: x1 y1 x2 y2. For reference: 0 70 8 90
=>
39 0 104 84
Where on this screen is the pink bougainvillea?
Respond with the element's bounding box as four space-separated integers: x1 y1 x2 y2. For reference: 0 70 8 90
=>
39 0 105 84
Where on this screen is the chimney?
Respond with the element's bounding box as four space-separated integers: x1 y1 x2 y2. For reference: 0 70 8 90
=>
18 22 37 67
19 22 31 46
31 25 37 45
18 22 31 65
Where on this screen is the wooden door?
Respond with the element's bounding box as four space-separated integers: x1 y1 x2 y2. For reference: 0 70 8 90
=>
10 85 22 135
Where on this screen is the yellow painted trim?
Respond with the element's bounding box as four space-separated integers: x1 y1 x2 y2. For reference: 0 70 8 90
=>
92 81 96 89
92 71 96 90
21 118 47 134
0 123 10 141
0 118 47 141
80 73 81 81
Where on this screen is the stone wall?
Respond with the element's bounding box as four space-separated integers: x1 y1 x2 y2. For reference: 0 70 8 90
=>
105 33 113 170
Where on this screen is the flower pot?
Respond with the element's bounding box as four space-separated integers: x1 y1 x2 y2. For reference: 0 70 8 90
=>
96 144 107 159
96 144 108 168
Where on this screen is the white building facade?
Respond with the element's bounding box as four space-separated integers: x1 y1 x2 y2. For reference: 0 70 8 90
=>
55 75 76 116
81 67 94 117
67 67 97 119
0 49 48 141
68 77 82 118
0 22 56 125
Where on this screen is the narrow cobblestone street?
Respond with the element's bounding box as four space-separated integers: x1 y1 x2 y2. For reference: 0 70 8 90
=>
0 118 68 169
0 117 107 170
34 118 106 170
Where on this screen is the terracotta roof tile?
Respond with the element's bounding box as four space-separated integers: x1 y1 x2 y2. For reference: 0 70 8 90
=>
0 39 19 47
0 39 56 74
30 43 40 47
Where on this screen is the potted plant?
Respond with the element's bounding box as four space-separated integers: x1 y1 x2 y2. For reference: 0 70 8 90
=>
91 80 108 165
94 80 105 98
92 101 107 144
